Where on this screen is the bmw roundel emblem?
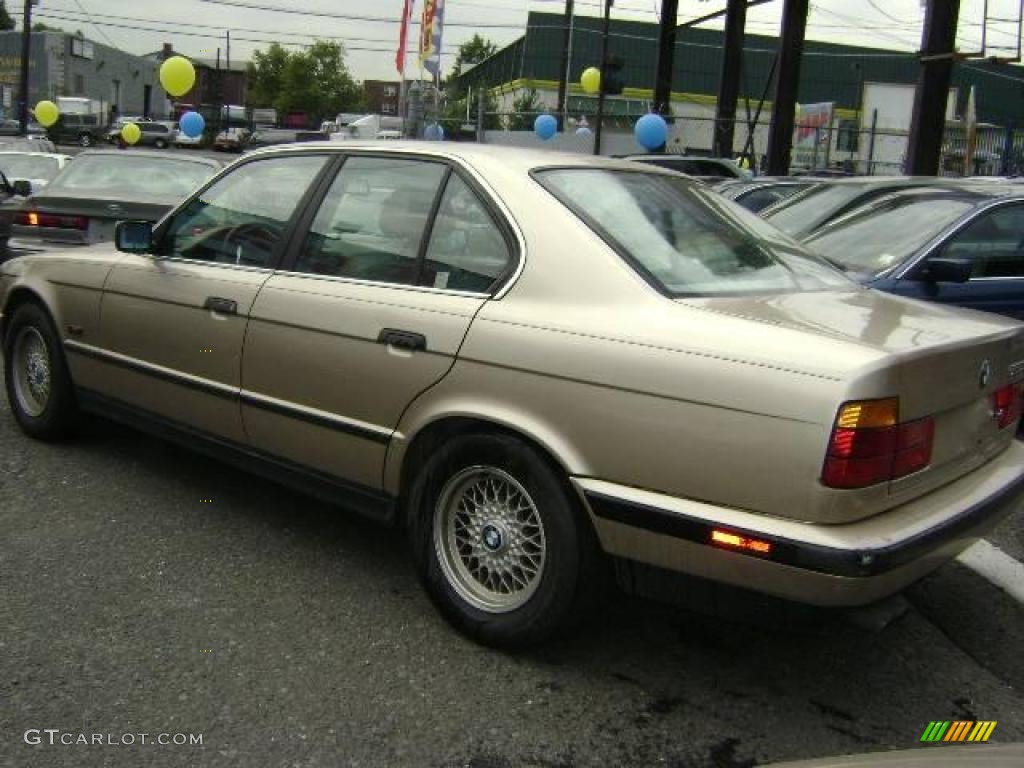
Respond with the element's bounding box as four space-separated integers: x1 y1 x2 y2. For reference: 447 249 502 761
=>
979 359 992 390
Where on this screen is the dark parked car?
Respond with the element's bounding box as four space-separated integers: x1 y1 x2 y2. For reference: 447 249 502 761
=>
621 154 752 184
46 113 107 147
762 176 973 239
804 186 1024 320
715 177 817 213
11 150 223 246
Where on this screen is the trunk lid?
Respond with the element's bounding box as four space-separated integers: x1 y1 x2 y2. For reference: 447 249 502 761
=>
678 289 1024 517
17 194 174 245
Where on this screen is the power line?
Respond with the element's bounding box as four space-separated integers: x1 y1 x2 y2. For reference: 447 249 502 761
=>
71 0 118 48
193 0 525 28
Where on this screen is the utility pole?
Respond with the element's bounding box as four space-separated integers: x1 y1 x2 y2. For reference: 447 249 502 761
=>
225 30 232 115
593 0 612 156
18 0 35 135
765 0 809 175
713 0 748 158
906 0 961 175
652 0 679 117
555 0 574 131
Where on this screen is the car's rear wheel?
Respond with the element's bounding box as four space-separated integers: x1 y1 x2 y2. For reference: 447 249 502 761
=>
78 133 92 147
407 432 603 646
154 138 167 149
3 303 77 440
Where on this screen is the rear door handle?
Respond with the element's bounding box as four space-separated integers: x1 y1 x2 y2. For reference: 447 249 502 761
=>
377 329 427 352
204 296 238 315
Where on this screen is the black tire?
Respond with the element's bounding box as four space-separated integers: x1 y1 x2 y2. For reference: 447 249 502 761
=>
154 138 167 149
78 133 92 147
3 302 77 440
407 432 604 647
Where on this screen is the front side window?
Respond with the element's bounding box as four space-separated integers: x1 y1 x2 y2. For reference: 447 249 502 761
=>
295 156 447 286
159 155 327 268
935 204 1024 278
537 168 851 296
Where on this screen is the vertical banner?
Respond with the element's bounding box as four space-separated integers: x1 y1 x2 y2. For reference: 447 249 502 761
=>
419 0 445 78
396 0 414 76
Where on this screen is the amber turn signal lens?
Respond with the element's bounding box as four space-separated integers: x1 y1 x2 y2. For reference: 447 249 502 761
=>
835 398 899 429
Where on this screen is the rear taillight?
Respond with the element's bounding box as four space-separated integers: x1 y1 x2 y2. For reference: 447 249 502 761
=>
822 398 935 489
16 211 89 231
993 383 1024 430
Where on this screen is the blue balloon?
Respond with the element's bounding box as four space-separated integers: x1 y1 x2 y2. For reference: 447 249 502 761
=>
179 110 205 138
534 113 557 141
635 113 668 151
424 123 444 141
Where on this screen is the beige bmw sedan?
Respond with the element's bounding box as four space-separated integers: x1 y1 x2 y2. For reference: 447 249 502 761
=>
2 142 1023 646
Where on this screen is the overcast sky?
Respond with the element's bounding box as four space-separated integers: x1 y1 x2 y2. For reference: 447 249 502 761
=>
25 0 1015 80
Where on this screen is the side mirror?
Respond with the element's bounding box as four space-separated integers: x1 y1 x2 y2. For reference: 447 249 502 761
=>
11 179 31 197
115 220 154 254
925 257 973 284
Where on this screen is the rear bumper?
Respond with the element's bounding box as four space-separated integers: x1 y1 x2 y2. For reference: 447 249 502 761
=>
574 439 1024 606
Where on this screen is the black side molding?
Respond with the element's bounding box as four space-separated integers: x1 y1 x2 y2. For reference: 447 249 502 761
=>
585 474 1024 579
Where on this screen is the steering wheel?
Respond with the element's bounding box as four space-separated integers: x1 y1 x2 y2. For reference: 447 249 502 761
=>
221 221 282 265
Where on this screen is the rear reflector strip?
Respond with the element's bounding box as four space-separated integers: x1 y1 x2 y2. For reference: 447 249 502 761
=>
711 529 773 556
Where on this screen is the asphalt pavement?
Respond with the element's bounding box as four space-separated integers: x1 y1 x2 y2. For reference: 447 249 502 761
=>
1 357 1023 767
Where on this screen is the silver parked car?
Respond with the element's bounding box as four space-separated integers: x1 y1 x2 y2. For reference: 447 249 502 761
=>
2 143 1023 646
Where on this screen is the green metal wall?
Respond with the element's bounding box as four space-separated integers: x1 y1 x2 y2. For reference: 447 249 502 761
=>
460 11 1024 125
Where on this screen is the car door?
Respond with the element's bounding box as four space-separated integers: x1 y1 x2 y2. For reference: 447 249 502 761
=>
240 153 516 490
894 202 1024 320
89 154 331 443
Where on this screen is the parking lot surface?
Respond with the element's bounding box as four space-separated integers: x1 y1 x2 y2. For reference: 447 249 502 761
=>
2 358 1023 767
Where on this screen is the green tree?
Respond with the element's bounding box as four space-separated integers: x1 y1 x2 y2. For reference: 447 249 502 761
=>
508 89 542 130
446 34 498 99
248 41 362 122
247 43 289 109
0 2 14 32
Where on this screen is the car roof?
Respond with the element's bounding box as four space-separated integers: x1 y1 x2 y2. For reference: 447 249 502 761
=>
246 140 698 176
76 148 224 166
859 183 1024 203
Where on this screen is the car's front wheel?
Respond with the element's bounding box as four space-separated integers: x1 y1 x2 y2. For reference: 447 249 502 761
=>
3 302 77 440
407 432 603 646
154 138 167 149
78 133 92 147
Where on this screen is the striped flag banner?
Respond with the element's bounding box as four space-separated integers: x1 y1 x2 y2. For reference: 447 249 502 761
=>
920 721 997 743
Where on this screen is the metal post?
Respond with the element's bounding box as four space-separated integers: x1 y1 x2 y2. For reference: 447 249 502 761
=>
866 108 878 176
739 53 777 172
18 0 34 135
653 0 679 117
556 0 574 131
765 0 809 175
477 86 485 143
593 0 612 156
1001 122 1014 176
713 0 747 158
906 0 961 175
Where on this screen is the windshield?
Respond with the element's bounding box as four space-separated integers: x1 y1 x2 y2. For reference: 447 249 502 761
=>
537 168 853 296
47 154 216 199
764 182 876 236
805 196 977 275
0 153 60 181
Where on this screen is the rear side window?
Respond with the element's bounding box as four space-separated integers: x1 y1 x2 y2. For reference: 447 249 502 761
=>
423 174 511 292
536 168 851 297
295 156 447 286
937 204 1024 278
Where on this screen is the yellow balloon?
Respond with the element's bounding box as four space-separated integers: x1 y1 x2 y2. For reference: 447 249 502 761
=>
34 100 60 128
160 55 196 98
580 67 601 95
121 122 141 145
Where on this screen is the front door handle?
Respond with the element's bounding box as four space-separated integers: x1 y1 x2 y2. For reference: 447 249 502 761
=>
377 329 427 352
204 296 238 315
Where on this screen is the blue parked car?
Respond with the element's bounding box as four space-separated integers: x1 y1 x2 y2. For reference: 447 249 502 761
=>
803 186 1024 321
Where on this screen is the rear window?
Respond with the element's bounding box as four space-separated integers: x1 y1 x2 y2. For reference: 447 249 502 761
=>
48 154 216 199
0 153 61 181
763 183 871 235
805 196 978 275
536 168 852 297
